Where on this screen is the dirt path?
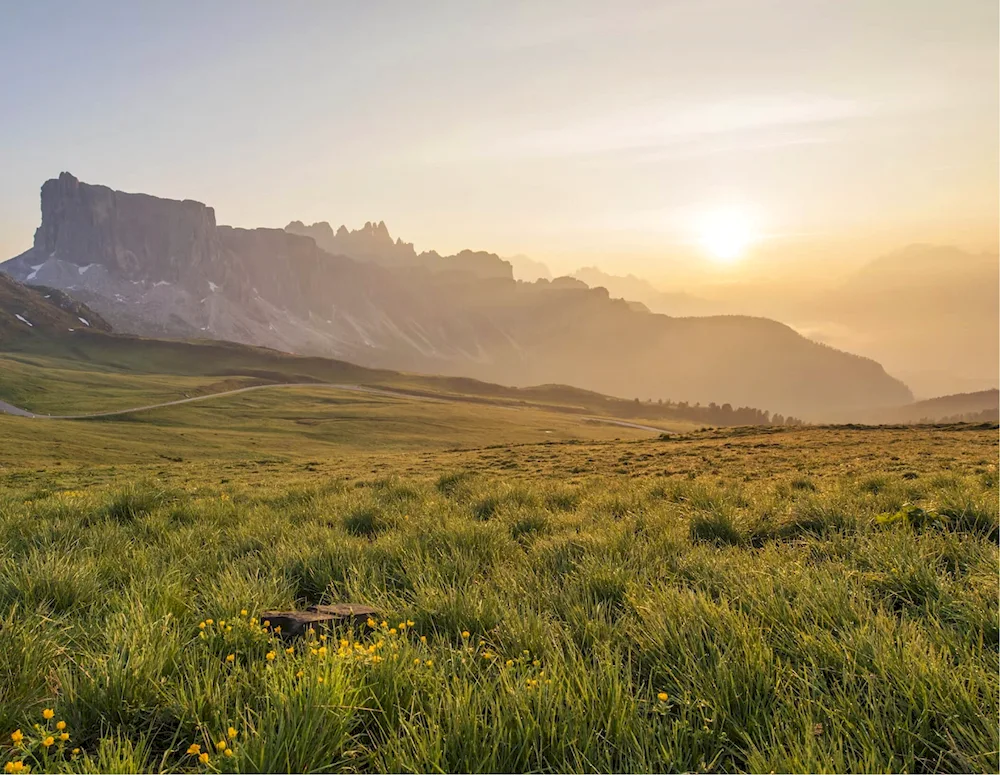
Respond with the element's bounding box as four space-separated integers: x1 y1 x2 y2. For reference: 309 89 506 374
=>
0 383 441 420
0 382 668 434
582 417 671 434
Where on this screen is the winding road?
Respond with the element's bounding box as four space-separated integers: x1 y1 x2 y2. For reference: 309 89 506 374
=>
0 383 670 434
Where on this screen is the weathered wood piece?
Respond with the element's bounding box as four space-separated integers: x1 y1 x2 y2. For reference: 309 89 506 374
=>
259 603 378 637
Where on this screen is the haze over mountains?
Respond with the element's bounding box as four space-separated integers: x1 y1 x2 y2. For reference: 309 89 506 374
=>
559 247 998 399
1 173 921 421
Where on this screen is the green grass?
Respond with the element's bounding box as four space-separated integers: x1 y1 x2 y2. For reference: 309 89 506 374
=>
0 343 997 772
0 417 997 772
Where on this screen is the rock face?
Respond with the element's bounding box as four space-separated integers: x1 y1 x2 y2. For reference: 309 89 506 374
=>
34 172 220 286
1 173 915 419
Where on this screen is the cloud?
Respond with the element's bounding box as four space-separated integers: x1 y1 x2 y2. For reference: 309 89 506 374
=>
418 94 863 164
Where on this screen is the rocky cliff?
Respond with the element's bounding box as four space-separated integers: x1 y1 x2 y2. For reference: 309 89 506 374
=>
2 173 914 418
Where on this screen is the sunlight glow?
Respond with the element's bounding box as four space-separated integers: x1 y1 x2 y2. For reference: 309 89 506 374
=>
696 207 755 265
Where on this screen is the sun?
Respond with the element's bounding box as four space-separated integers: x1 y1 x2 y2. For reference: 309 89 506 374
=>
695 207 754 265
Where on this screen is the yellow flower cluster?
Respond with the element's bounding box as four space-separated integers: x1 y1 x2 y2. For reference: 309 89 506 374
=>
59 490 86 499
188 726 239 767
5 711 75 773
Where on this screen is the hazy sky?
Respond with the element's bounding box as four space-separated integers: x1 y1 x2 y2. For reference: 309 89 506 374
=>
1 0 996 280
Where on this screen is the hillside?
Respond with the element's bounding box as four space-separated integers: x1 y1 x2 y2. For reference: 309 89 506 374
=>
2 173 914 419
0 272 110 343
891 389 999 424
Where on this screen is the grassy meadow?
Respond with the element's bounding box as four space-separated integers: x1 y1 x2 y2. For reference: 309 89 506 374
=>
0 347 997 773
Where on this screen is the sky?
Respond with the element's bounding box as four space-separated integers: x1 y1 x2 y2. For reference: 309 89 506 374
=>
0 0 996 281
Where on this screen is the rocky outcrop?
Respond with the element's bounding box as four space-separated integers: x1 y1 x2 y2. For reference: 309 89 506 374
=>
2 173 915 419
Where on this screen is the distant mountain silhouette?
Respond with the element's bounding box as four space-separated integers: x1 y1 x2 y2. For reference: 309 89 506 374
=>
1 173 915 419
506 254 552 282
285 220 513 280
572 267 726 316
810 244 998 398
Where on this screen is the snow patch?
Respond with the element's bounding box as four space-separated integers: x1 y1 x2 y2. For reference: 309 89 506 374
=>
78 263 96 275
153 280 171 287
208 281 219 292
15 314 32 327
77 316 90 327
25 264 43 281
68 328 75 332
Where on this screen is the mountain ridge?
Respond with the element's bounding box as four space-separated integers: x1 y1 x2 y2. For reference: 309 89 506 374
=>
1 173 914 419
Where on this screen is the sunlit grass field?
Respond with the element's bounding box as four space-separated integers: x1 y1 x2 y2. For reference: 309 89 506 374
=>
0 398 997 773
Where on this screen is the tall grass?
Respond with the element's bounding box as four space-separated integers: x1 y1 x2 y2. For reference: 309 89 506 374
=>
0 465 996 773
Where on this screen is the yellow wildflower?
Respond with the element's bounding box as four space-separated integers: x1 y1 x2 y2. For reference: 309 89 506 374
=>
240 609 248 617
414 658 422 664
205 619 213 626
506 660 514 667
406 620 415 627
215 740 227 751
367 617 376 628
199 752 210 765
265 651 276 661
227 727 238 740
10 729 23 744
657 692 668 702
42 709 54 720
187 744 201 755
420 636 427 644
317 676 324 683
226 654 235 663
318 646 327 656
224 749 234 758
319 634 327 642
388 628 397 636
285 646 294 654
296 670 305 678
532 660 540 667
199 622 206 630
263 620 270 628
71 749 79 755
55 721 66 731
461 631 470 639
425 659 433 666
398 622 406 630
59 733 69 742
219 620 225 627
42 737 54 748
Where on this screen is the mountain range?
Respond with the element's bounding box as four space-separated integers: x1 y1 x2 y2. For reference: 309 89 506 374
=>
1 173 914 419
